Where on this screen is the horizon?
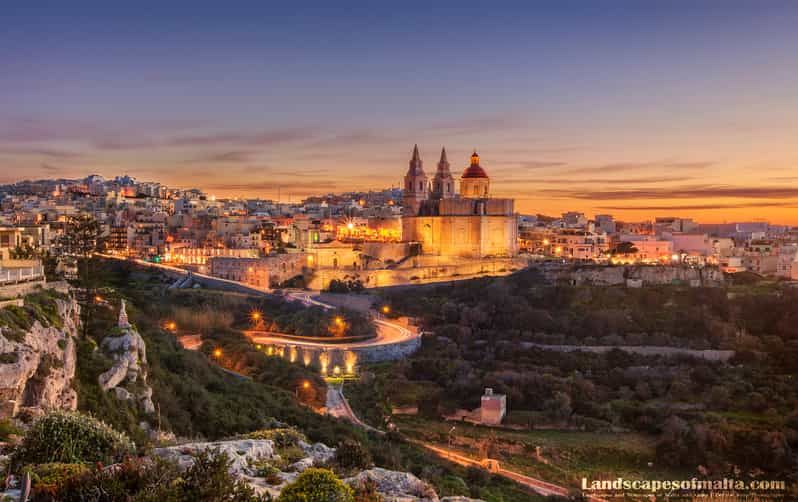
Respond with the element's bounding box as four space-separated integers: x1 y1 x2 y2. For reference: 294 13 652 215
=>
3 2 798 223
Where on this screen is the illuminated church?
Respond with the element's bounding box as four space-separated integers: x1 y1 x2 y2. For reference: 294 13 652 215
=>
401 145 518 258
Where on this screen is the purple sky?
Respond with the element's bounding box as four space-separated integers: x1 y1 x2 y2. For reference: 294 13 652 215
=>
2 1 798 222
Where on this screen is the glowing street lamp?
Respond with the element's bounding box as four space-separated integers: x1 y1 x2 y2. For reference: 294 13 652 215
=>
212 348 222 358
381 305 390 314
251 311 261 321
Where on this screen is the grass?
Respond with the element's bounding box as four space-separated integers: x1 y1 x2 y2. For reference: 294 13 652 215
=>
393 416 689 489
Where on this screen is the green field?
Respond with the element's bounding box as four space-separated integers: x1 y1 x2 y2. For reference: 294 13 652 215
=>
393 416 690 489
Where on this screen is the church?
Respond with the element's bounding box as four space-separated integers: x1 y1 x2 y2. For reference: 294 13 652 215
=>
401 145 518 258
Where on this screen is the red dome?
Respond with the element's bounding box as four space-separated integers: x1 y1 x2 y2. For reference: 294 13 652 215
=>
461 164 488 178
462 151 488 178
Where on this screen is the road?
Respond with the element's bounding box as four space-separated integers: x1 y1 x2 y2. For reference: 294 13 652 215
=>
245 317 418 350
326 382 604 501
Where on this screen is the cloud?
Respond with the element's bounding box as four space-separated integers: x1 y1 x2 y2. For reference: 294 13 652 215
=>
563 161 714 176
0 147 83 159
423 115 525 136
40 163 62 173
596 201 798 211
491 160 569 170
204 180 339 192
542 185 798 200
494 175 693 185
184 151 257 163
169 127 318 147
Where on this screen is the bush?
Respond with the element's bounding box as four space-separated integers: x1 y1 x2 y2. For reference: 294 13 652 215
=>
11 411 135 469
246 427 307 448
24 463 88 499
33 450 261 502
277 468 354 502
0 418 22 441
334 439 372 470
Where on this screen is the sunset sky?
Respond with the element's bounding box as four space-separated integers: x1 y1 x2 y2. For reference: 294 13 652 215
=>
2 2 798 223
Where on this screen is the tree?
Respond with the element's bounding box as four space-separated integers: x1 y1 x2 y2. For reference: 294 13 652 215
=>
610 241 638 256
10 243 37 259
56 215 102 337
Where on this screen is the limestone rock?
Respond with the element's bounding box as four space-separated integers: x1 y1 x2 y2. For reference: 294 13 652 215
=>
154 439 276 475
346 467 439 502
0 296 79 419
297 439 336 464
98 300 155 416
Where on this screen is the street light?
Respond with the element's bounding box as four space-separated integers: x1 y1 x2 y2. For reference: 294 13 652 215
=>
251 310 261 321
296 380 311 398
212 348 222 358
381 305 390 314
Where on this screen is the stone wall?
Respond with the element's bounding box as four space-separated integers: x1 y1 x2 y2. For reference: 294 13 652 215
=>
521 342 735 362
542 264 725 286
307 256 528 290
258 335 422 376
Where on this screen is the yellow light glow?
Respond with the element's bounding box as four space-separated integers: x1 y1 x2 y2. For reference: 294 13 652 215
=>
212 348 222 358
381 305 390 314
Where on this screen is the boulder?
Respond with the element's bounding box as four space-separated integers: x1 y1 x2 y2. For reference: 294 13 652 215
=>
154 439 276 474
346 467 439 502
297 440 336 464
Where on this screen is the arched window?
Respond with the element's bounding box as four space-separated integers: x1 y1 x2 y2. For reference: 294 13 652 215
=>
418 181 424 191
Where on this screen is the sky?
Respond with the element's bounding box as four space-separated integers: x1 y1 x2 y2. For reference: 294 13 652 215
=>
2 1 798 224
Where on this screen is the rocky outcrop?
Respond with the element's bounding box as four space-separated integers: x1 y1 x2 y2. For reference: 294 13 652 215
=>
154 439 277 472
152 437 470 501
154 437 334 498
345 467 440 501
98 301 155 415
0 294 79 419
542 264 725 287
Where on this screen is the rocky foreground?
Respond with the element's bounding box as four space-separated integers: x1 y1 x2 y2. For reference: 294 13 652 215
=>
155 438 483 502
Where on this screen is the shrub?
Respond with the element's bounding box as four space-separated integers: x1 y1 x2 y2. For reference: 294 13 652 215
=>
275 445 305 466
25 463 88 498
246 427 306 448
352 478 383 502
252 459 283 485
34 450 261 502
180 448 261 501
277 468 354 502
334 439 372 470
0 418 22 441
11 411 135 469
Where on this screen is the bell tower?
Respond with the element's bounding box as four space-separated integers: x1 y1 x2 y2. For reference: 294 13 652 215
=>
431 147 455 200
403 144 428 215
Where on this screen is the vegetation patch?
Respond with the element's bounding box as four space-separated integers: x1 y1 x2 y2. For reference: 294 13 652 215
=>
11 411 135 469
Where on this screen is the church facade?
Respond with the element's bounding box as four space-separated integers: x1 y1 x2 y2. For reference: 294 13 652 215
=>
401 145 518 258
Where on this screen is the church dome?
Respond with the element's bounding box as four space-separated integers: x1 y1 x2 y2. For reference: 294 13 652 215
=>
461 151 488 178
